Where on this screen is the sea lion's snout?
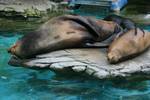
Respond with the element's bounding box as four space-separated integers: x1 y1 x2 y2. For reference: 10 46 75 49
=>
8 44 16 53
8 41 21 57
107 50 121 64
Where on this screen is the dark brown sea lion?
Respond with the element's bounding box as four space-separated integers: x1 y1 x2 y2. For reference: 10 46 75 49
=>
107 28 150 64
8 15 122 59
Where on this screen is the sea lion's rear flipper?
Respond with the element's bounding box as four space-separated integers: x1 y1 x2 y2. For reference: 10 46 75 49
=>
104 14 139 36
60 15 101 39
139 28 145 36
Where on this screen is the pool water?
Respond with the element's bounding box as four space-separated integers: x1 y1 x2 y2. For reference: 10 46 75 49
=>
1 26 150 100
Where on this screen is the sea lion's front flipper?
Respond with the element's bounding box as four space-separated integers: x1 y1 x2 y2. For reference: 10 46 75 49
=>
89 32 122 47
60 15 101 39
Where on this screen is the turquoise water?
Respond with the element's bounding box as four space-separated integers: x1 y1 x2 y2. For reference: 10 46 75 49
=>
1 27 150 100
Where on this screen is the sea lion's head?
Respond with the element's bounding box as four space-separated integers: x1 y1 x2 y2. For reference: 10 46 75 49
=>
107 49 122 64
8 31 42 59
8 40 23 58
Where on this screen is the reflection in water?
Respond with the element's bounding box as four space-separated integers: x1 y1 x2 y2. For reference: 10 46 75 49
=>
0 28 150 100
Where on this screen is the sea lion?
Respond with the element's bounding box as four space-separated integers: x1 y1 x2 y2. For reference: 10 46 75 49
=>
8 15 122 59
107 28 150 64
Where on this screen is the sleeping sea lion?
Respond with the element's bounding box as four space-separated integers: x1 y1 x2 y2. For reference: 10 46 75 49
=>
107 28 150 64
8 15 122 59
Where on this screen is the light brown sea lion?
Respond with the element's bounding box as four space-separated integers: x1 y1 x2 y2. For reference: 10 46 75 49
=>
107 28 150 64
8 15 122 59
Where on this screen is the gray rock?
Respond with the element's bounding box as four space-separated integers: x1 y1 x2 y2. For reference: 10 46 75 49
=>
8 48 150 79
0 0 58 17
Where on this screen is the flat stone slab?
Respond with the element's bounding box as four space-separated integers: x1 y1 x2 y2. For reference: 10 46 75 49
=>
9 48 150 79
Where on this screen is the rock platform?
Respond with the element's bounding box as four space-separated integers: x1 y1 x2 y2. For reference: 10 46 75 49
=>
9 48 150 79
